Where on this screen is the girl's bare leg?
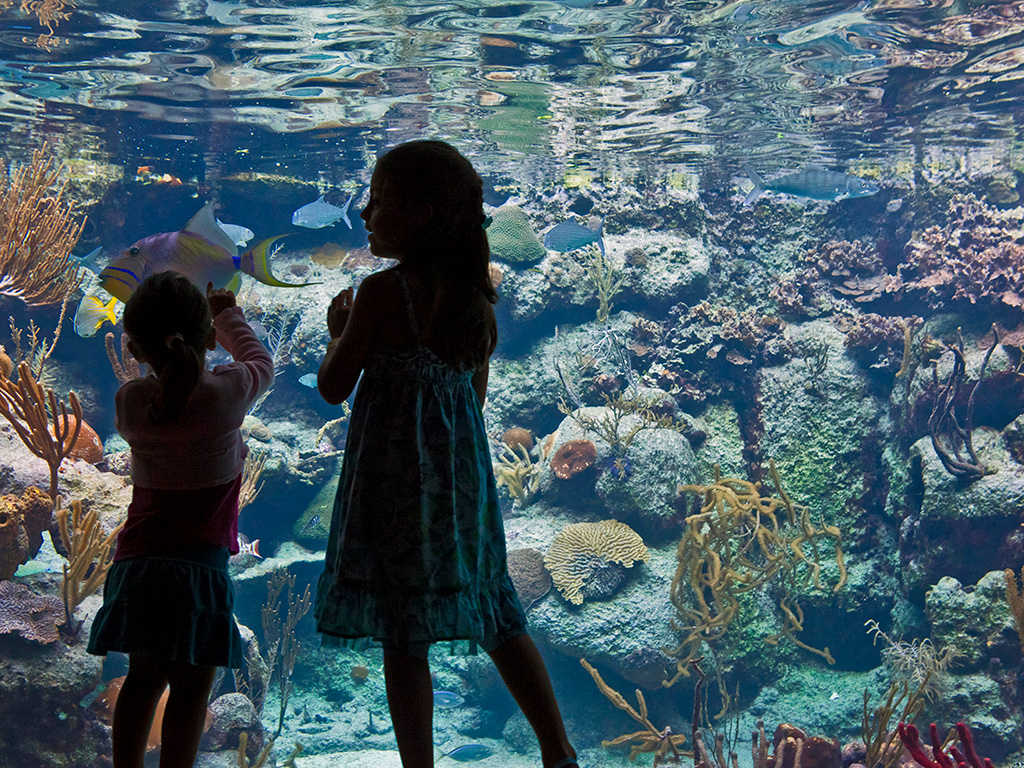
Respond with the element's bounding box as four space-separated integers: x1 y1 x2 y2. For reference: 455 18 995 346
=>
158 661 217 768
383 651 434 768
487 633 577 768
112 654 169 768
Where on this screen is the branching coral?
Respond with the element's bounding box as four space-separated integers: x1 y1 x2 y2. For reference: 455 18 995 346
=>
558 390 684 460
494 440 546 506
927 327 997 481
0 360 82 506
663 461 846 686
56 498 123 636
579 242 625 324
897 722 994 768
0 143 84 305
261 569 311 737
581 657 688 766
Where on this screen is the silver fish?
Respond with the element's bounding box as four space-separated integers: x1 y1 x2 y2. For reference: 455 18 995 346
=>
292 193 354 229
216 219 255 247
742 165 879 205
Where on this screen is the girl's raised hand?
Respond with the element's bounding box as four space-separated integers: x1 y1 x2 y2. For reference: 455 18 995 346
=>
327 287 354 340
206 282 236 318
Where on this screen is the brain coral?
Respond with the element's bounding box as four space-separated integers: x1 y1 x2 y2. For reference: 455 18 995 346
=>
544 519 649 605
0 580 64 643
487 205 546 264
507 548 552 610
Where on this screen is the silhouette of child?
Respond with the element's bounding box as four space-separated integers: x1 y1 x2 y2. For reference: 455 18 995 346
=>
315 140 579 768
87 272 274 768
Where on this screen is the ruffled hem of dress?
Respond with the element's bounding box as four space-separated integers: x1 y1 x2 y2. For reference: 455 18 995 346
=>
313 572 527 655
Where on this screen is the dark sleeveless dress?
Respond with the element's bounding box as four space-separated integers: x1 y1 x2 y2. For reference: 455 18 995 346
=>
314 268 527 656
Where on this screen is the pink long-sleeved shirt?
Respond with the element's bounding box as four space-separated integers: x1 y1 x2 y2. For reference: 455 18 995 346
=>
112 306 273 560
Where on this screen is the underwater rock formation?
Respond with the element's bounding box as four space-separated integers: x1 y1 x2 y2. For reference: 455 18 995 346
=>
0 485 51 579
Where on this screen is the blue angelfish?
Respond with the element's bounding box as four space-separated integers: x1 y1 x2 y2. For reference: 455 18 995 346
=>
292 193 354 229
298 373 318 388
96 202 318 303
742 165 879 206
543 216 606 257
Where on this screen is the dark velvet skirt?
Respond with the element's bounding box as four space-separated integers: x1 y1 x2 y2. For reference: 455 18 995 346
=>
87 547 243 668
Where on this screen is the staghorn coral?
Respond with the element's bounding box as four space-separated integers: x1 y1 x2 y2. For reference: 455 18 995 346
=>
494 439 546 507
486 204 546 264
0 485 52 579
664 462 846 686
544 519 649 605
0 579 64 643
581 657 687 766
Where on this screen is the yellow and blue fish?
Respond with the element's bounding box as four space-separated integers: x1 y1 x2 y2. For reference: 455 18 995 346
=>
97 201 317 304
73 294 119 338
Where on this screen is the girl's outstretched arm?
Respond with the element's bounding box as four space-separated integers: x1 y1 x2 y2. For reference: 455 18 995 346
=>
317 273 384 405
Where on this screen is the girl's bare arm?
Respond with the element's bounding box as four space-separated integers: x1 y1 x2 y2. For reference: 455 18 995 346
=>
317 273 385 405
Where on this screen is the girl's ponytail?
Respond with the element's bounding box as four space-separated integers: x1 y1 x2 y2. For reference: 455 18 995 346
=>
122 271 213 424
151 331 204 423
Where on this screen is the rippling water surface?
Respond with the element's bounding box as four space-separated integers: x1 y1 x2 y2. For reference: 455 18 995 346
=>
0 0 1022 181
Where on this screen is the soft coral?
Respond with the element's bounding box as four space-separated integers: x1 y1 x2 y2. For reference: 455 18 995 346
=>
897 722 995 768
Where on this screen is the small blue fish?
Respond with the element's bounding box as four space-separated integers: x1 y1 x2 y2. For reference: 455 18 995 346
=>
217 219 255 247
299 373 318 388
292 193 354 229
433 690 465 709
742 165 879 206
440 744 493 762
299 514 321 534
544 217 605 257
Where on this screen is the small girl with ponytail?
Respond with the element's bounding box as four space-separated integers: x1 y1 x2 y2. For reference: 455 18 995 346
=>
88 271 273 768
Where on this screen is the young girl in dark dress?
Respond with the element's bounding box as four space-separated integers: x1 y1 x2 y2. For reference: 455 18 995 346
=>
315 140 579 768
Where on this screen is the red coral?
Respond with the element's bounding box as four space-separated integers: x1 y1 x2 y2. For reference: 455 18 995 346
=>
897 722 995 768
551 439 597 479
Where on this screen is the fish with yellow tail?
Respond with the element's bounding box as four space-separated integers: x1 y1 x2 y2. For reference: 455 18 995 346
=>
96 201 319 303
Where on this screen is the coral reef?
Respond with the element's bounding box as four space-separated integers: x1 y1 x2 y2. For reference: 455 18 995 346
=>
0 485 51 579
1007 567 1024 650
544 519 649 605
55 498 122 635
0 360 82 505
665 462 846 686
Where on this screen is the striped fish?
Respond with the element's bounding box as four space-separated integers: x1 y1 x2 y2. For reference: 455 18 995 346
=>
98 202 318 303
